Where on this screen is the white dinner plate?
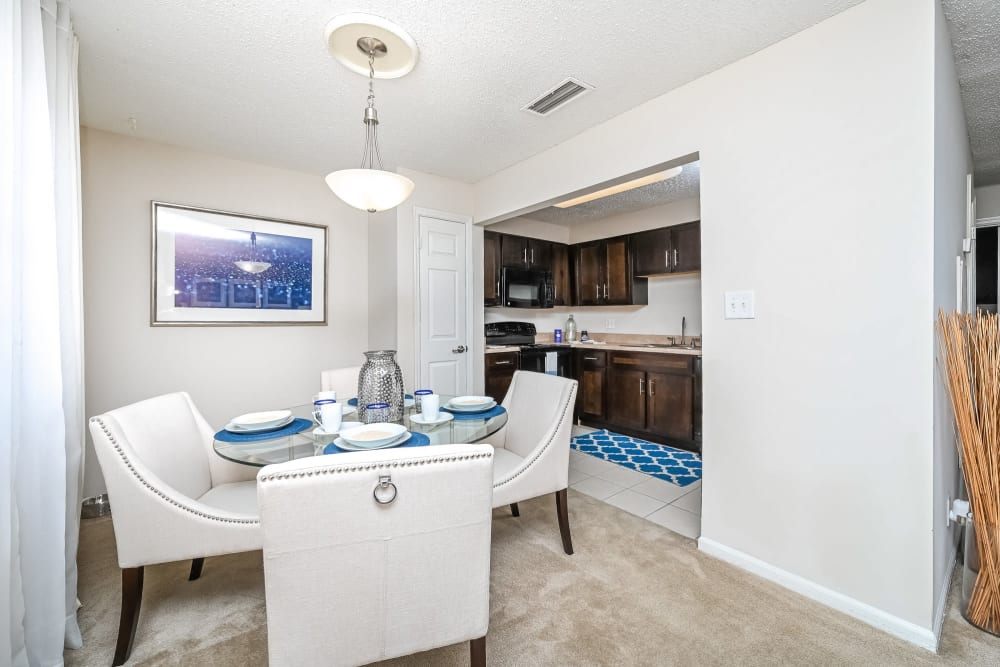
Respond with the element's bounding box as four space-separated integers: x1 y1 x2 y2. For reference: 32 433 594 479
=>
224 414 294 434
445 399 497 413
340 422 408 448
230 410 293 430
334 430 411 451
447 395 494 410
409 412 454 426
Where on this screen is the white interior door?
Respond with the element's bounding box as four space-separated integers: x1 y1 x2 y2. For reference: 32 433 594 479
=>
418 215 469 395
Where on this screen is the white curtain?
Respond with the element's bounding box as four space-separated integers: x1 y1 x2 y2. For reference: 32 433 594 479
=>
1 0 85 665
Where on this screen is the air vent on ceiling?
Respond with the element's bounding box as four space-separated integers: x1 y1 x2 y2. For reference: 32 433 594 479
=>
522 77 594 116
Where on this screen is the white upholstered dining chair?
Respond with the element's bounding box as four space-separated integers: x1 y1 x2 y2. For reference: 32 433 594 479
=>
490 371 578 554
88 391 261 666
257 444 494 667
320 365 361 399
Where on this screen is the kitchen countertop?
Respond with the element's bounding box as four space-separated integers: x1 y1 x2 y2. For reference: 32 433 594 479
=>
485 342 702 356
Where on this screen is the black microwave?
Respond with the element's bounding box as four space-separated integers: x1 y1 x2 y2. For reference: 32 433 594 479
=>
501 267 554 308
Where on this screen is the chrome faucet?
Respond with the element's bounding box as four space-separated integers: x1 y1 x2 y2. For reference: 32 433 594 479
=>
680 316 686 346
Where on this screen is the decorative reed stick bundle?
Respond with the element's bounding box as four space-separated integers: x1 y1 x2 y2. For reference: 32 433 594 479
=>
937 310 1000 633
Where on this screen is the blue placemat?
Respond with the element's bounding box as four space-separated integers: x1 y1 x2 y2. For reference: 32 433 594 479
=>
441 405 507 420
347 394 413 407
323 431 430 454
215 418 313 443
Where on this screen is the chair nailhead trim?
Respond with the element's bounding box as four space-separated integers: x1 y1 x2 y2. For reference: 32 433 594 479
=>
494 383 577 489
90 417 260 526
258 451 494 483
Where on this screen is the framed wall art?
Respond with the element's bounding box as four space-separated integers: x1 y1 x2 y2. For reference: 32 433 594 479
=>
151 201 328 326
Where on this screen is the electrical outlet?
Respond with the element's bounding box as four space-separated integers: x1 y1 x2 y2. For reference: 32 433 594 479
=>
724 291 755 319
606 319 616 330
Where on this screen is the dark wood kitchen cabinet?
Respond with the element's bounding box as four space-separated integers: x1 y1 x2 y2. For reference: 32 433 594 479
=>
580 350 700 452
572 235 647 306
551 242 571 307
500 235 552 272
484 231 502 307
607 366 646 430
574 349 607 421
646 371 694 442
632 221 701 276
485 351 519 402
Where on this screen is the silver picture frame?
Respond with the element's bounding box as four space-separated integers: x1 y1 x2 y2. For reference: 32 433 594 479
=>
150 201 328 326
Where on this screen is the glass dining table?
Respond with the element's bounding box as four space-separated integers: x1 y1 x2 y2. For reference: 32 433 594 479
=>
213 396 507 467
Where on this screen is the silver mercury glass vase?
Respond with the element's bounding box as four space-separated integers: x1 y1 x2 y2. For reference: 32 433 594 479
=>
357 350 405 423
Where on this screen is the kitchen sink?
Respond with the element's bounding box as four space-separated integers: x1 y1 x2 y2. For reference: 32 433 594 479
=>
623 343 698 350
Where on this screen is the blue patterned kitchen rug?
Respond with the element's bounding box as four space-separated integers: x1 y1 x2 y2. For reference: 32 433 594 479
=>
571 429 702 487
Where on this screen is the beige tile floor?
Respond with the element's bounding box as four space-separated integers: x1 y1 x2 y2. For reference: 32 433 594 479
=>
570 425 702 539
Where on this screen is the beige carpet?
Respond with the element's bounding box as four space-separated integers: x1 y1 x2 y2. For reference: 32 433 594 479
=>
66 490 1000 666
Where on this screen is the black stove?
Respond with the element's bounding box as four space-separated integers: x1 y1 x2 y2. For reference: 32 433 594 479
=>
486 322 572 377
485 321 537 346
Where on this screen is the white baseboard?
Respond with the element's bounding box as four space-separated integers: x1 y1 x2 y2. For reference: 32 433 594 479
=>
698 537 938 651
932 543 959 645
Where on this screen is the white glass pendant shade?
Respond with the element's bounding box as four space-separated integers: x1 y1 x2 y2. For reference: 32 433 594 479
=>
325 168 415 213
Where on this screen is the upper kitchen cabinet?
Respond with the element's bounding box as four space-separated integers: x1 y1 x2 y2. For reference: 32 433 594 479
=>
551 242 571 307
500 234 552 272
572 235 648 306
632 221 701 276
484 231 502 307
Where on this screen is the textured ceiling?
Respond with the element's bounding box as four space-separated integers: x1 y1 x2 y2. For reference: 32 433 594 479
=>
942 0 1000 186
72 0 865 183
525 161 700 225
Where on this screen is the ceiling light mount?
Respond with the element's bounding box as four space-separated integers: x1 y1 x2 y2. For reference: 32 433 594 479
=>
326 13 418 79
356 36 387 58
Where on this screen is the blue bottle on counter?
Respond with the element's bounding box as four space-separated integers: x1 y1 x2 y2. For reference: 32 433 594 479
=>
554 328 563 343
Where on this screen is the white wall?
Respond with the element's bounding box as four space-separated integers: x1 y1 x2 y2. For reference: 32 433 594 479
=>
569 197 701 244
368 209 397 349
391 168 479 391
474 0 940 643
486 217 570 244
931 0 971 635
81 128 369 497
976 183 1000 219
485 197 703 337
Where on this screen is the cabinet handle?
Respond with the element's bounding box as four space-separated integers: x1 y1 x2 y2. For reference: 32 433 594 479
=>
494 360 512 366
650 378 656 396
531 248 535 263
665 250 669 268
596 284 600 300
496 279 501 296
523 248 527 263
639 378 645 395
603 283 608 299
584 356 599 361
673 248 679 270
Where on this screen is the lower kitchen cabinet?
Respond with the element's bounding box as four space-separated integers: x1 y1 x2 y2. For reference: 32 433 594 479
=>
607 367 646 431
484 351 518 402
574 349 607 421
646 371 694 442
579 350 701 452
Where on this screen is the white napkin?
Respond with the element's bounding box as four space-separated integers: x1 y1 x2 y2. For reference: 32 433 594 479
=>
545 351 558 375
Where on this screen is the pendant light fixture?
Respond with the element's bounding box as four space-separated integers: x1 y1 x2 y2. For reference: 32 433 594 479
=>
325 15 417 213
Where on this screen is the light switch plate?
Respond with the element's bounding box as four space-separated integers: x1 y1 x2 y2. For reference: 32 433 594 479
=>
725 291 755 319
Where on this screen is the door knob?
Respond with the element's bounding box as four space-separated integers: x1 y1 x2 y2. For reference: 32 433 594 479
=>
452 345 467 353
